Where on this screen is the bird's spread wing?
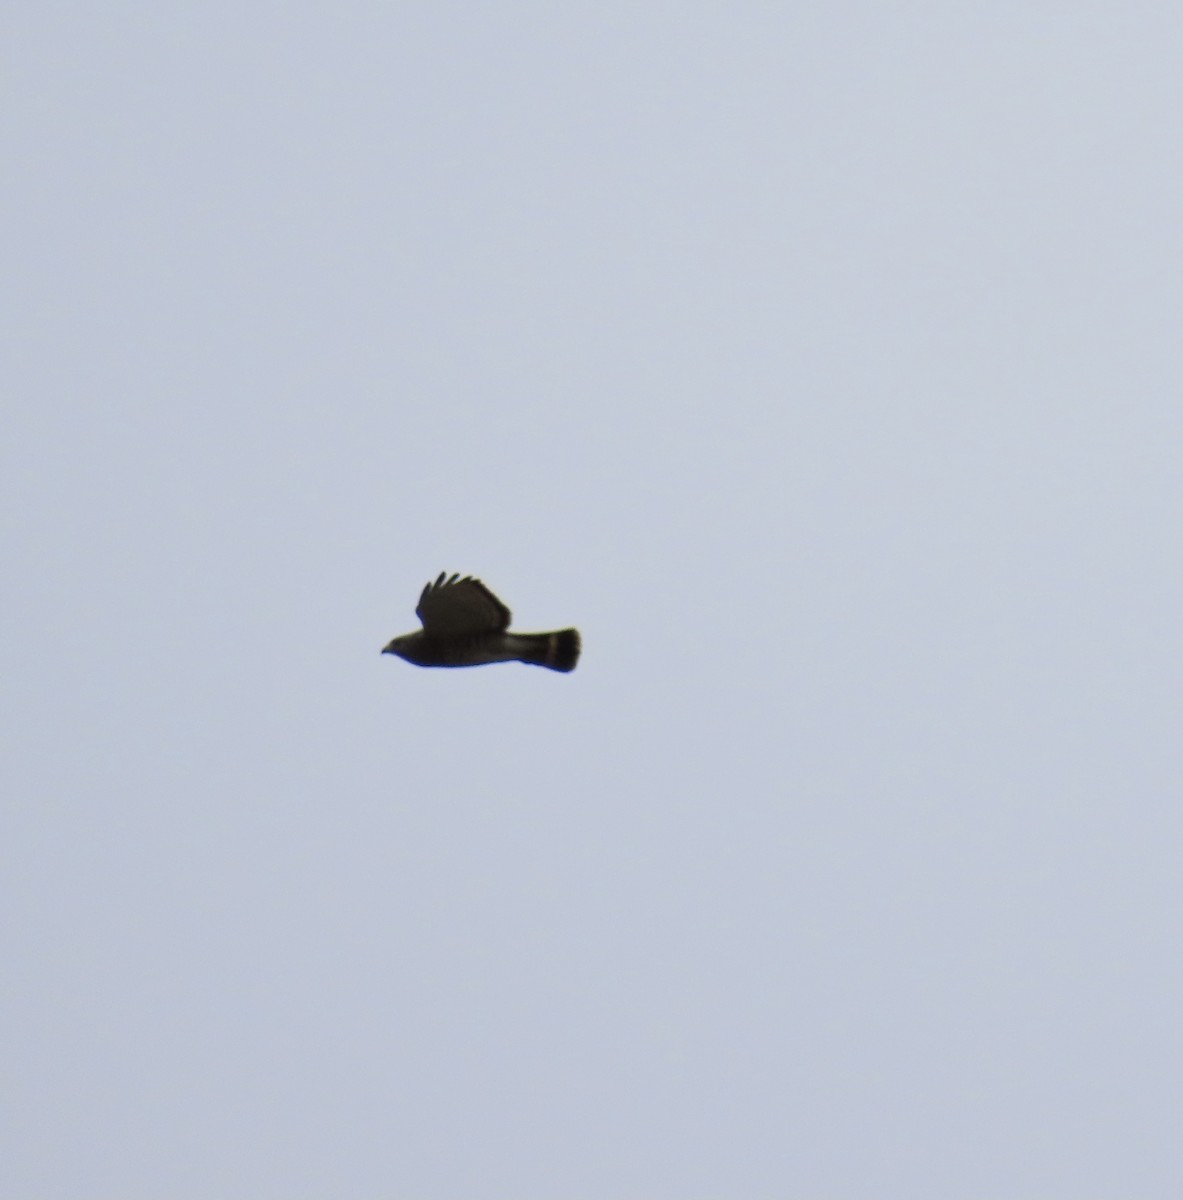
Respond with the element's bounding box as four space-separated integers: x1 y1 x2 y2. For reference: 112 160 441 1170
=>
416 573 511 636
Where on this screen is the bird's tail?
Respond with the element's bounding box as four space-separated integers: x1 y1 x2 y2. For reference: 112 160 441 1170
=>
515 628 581 672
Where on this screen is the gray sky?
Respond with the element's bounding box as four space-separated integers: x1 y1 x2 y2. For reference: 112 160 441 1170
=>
5 4 1182 1196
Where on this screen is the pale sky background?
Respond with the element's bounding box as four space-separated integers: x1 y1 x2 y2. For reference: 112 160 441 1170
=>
4 4 1182 1197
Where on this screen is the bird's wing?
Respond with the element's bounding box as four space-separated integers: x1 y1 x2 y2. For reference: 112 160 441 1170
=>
416 573 512 636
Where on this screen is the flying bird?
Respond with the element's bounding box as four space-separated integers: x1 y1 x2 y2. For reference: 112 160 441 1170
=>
382 573 581 672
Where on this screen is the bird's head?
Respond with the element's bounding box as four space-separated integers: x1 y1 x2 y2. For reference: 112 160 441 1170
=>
381 635 409 657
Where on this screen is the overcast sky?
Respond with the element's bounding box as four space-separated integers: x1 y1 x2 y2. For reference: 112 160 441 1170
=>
5 4 1182 1197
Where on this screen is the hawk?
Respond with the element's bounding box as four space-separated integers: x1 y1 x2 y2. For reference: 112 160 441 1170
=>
382 573 581 672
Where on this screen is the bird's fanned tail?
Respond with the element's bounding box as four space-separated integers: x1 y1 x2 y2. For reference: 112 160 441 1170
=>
512 628 581 672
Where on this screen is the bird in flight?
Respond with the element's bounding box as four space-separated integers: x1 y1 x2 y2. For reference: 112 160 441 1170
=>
382 573 581 672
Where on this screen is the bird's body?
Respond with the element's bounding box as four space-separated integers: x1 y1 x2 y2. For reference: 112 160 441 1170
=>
382 573 580 673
